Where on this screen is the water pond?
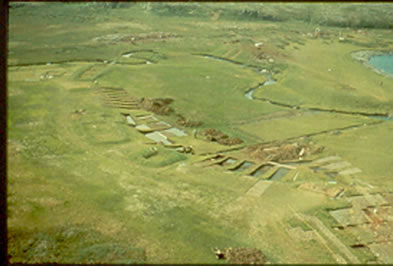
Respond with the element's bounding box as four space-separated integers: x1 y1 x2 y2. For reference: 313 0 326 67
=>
368 54 393 76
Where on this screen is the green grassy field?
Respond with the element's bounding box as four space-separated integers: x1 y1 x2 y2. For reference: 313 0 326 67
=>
7 2 393 264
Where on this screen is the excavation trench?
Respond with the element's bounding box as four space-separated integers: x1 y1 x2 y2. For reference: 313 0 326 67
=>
9 59 156 68
253 98 391 120
208 119 384 157
257 120 384 146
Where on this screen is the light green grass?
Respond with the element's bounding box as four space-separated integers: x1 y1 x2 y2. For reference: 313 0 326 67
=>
7 2 393 264
313 122 393 188
98 55 282 128
253 40 393 113
234 112 372 142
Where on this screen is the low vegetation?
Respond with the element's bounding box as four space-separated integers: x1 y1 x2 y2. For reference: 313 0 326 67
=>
7 2 393 264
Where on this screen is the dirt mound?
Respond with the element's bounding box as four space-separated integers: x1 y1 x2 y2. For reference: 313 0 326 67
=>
176 114 203 127
200 128 243 146
248 141 324 162
214 247 267 264
139 97 174 115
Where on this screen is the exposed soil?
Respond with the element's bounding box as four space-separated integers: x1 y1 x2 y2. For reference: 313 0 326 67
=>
247 141 324 162
215 247 267 264
298 183 344 198
200 128 243 146
176 114 203 127
139 97 174 115
93 32 180 44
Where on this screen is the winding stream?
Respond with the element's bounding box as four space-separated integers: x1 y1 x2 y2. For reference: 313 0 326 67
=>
11 53 392 122
245 76 276 100
200 53 391 121
196 53 278 99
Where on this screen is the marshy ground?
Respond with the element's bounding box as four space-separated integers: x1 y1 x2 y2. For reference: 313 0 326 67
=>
7 2 393 264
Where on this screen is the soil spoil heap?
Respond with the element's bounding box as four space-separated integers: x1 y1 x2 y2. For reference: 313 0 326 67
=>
176 114 203 127
201 128 243 146
214 247 267 264
139 97 174 115
248 141 324 162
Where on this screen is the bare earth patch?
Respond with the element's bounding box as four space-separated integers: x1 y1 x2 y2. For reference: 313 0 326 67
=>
214 247 268 264
200 128 243 146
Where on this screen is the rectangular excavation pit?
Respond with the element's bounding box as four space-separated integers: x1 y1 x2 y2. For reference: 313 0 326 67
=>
161 127 188 137
108 103 140 108
263 167 279 180
103 90 128 95
104 105 139 110
135 118 157 124
126 116 136 126
99 87 125 92
200 154 224 162
80 64 107 80
329 208 369 227
120 107 139 110
136 115 158 121
249 164 274 177
270 167 291 181
313 156 342 165
325 171 338 179
106 100 136 105
104 95 130 100
103 99 137 104
339 168 362 176
136 124 154 133
104 95 129 99
147 121 172 131
211 157 232 166
369 242 393 264
115 104 140 108
100 90 125 94
343 225 375 244
310 166 323 172
102 95 135 100
218 157 238 167
144 131 172 145
283 160 313 166
322 161 352 171
348 194 389 209
231 161 255 172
